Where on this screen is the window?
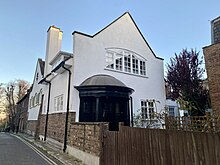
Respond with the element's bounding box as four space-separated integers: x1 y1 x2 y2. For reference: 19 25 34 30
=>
106 52 114 69
132 55 139 74
36 73 39 81
141 100 155 120
124 54 131 73
148 101 154 119
36 93 40 105
141 101 148 119
34 93 38 106
30 97 33 108
115 53 123 71
32 96 35 107
140 60 146 76
105 48 147 76
54 95 63 111
168 106 175 116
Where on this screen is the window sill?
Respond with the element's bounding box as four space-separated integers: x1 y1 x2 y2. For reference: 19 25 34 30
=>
105 68 149 78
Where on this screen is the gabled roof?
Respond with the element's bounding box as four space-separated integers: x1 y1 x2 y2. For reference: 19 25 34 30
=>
16 86 32 104
72 12 163 60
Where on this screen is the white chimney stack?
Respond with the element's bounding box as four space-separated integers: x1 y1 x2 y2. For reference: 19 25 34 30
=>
44 26 63 75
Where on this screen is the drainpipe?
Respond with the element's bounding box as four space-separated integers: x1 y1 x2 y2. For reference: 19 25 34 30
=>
62 64 71 152
130 96 134 127
44 81 51 141
38 73 52 141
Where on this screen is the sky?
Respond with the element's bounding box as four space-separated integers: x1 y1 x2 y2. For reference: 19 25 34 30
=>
1 0 220 84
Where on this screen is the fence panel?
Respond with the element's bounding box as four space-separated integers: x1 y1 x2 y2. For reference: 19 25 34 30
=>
102 126 220 165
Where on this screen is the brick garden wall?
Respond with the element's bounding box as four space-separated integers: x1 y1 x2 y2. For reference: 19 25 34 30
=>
68 122 108 157
39 114 46 138
26 120 38 136
203 43 220 115
39 112 75 143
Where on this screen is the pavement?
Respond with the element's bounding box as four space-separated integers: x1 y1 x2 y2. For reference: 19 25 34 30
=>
14 133 85 165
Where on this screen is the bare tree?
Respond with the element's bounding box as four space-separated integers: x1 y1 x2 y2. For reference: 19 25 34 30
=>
3 80 30 132
17 79 30 100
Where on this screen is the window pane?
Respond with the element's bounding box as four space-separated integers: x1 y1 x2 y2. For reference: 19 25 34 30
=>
115 53 123 71
106 52 114 69
140 61 146 75
169 107 175 116
124 55 131 72
132 56 139 74
147 101 154 119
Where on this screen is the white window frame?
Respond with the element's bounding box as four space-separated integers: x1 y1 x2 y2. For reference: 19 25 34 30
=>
54 94 64 111
105 48 147 77
141 100 155 120
168 106 175 116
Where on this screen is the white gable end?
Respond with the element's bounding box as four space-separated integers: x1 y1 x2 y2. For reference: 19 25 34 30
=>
93 13 160 61
72 12 165 123
28 59 45 120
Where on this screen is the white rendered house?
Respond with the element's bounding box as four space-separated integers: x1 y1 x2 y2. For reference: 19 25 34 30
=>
72 12 166 129
39 12 166 140
27 58 45 136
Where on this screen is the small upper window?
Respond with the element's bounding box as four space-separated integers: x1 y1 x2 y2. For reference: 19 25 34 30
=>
36 73 39 81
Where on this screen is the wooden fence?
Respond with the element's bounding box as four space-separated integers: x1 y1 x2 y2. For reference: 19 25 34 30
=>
101 126 220 165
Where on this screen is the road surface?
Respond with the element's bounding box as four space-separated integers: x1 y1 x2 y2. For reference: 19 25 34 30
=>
0 132 58 165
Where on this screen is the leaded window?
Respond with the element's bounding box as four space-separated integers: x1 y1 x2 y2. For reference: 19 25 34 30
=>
132 55 139 74
105 48 147 77
140 60 146 76
141 100 155 120
54 94 63 111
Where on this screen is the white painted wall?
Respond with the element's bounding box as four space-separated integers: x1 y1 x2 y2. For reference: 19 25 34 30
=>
47 69 71 114
28 60 45 120
72 13 166 121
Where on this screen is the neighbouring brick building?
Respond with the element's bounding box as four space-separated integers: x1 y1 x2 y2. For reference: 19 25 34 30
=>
16 88 31 133
203 16 220 116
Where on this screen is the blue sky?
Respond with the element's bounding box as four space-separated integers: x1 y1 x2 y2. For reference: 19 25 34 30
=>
1 0 220 84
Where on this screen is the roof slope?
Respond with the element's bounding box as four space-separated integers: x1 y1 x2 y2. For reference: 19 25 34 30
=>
72 12 163 60
79 74 127 87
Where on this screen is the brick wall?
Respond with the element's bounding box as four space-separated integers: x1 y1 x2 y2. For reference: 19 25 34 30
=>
26 120 38 136
203 43 220 115
68 122 108 157
39 112 75 143
39 114 46 138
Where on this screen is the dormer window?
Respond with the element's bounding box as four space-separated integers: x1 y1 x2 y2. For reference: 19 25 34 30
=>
105 48 147 77
49 51 73 73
